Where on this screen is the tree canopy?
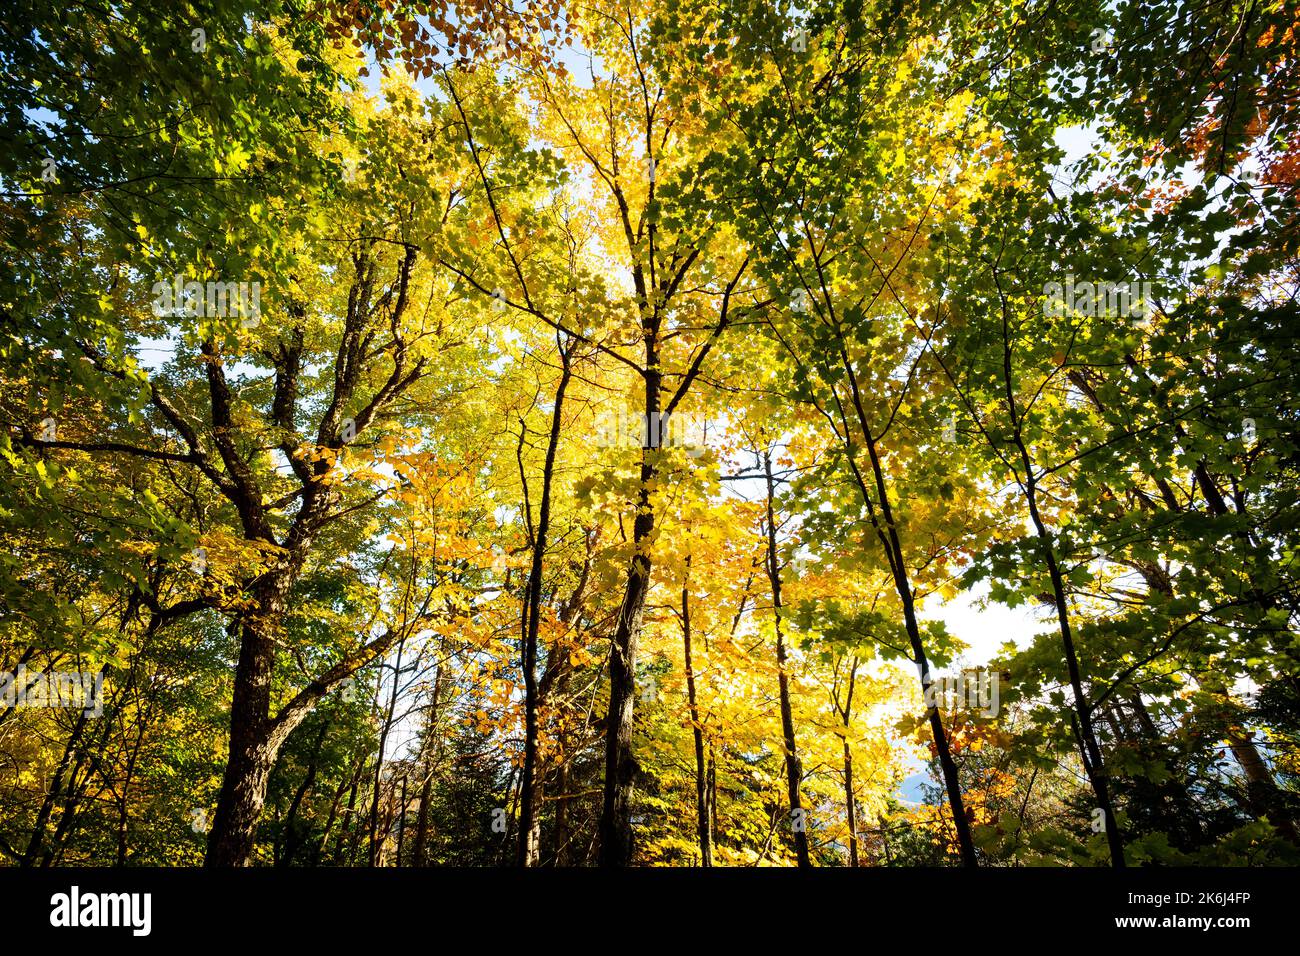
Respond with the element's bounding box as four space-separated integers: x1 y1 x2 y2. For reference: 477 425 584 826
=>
1 0 1297 868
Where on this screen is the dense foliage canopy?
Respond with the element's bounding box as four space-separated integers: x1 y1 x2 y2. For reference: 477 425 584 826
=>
1 0 1297 867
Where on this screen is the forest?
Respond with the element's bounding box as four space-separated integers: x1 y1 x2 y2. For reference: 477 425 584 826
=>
0 0 1297 870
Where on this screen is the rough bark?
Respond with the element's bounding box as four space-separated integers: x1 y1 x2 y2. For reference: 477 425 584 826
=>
598 360 661 866
206 575 292 866
204 242 426 865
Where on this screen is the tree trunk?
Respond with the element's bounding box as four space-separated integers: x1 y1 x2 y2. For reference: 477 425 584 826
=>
40 718 96 866
1200 672 1297 842
412 772 433 867
843 739 859 867
681 561 713 866
552 756 573 867
205 576 288 867
410 664 445 867
1017 447 1125 867
23 710 89 866
344 761 369 865
826 325 978 866
279 721 328 867
829 653 861 867
205 735 280 867
763 449 811 868
1226 728 1297 841
394 775 408 866
338 762 364 864
708 746 720 848
369 635 407 866
598 360 662 867
116 709 149 867
316 747 361 865
519 345 572 866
